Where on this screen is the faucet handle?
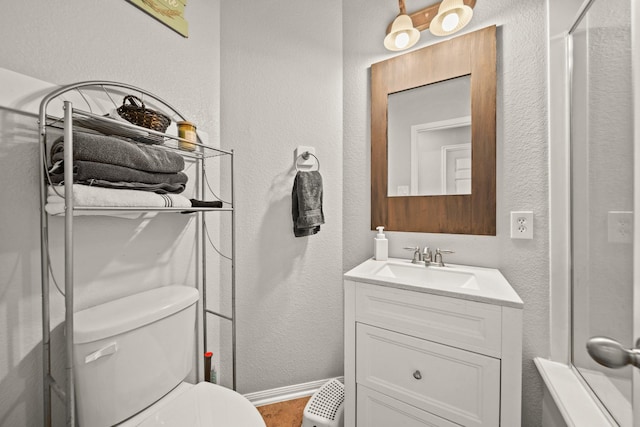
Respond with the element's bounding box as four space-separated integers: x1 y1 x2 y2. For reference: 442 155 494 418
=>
433 248 455 267
404 246 422 264
436 248 454 254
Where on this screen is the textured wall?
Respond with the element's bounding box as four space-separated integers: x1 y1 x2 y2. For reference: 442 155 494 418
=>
342 1 549 425
220 0 344 394
0 1 220 425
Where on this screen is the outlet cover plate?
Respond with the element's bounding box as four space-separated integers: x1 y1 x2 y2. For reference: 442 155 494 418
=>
511 211 533 239
608 211 633 244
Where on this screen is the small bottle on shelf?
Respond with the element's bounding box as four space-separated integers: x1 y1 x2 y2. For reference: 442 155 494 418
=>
177 120 197 151
204 351 213 382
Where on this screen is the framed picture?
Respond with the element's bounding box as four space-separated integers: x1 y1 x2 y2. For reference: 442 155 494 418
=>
127 0 189 38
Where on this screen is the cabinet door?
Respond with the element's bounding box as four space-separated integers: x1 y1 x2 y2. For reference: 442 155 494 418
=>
357 323 500 427
357 385 459 427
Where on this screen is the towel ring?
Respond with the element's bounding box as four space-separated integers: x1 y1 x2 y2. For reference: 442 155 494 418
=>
295 151 320 172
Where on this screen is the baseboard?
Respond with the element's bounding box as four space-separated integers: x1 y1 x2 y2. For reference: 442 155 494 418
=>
244 376 344 407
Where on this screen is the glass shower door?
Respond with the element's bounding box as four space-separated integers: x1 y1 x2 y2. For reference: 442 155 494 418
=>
570 0 637 425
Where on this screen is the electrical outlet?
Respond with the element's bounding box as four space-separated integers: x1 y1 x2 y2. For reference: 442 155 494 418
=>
510 211 533 239
608 211 633 244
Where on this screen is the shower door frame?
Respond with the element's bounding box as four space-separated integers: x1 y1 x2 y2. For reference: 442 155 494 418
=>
552 0 640 425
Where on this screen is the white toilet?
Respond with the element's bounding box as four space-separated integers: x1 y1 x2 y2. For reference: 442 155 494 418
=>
72 285 265 427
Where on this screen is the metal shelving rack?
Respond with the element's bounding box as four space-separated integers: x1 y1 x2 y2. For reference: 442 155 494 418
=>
37 81 236 427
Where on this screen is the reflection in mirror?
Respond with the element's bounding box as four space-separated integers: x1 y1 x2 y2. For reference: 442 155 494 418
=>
387 75 471 196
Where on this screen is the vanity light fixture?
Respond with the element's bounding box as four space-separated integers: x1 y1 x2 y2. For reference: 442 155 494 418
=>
384 0 476 51
430 0 474 36
384 0 421 51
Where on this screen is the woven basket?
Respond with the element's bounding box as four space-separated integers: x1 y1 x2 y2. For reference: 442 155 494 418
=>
117 95 171 134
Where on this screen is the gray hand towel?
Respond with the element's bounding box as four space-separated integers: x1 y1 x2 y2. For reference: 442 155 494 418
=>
292 171 325 237
50 132 185 173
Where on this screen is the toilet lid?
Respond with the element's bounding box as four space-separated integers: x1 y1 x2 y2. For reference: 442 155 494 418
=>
135 382 266 427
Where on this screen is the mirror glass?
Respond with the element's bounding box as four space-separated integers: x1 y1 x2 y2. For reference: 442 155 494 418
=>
387 75 471 197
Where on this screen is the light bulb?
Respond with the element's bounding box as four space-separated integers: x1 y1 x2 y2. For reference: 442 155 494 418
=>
394 32 410 49
441 12 460 32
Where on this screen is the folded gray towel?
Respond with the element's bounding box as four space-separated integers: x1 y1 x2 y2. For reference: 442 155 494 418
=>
72 180 186 194
49 160 188 194
292 171 324 237
50 132 184 173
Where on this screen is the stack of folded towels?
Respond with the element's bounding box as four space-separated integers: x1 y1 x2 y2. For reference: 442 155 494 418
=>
46 132 192 215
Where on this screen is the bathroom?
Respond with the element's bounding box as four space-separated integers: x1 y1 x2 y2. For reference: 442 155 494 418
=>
0 0 634 425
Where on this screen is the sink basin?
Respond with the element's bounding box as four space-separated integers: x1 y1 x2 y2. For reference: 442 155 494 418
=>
373 262 478 289
344 258 523 308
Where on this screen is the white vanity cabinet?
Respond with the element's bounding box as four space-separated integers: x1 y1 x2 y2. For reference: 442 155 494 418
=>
344 258 523 427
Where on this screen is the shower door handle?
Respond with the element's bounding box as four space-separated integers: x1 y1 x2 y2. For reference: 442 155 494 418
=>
586 336 640 369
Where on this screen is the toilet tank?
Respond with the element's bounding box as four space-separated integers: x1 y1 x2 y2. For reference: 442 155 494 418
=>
72 285 199 427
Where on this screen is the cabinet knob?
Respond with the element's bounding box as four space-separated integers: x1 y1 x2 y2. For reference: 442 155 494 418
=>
413 370 422 380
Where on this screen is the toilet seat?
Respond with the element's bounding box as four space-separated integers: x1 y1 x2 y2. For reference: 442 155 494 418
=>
120 382 266 427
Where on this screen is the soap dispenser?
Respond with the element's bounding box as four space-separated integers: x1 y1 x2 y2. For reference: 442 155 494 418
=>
374 226 388 261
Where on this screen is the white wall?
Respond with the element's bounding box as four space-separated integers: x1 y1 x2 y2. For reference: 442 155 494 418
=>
0 1 220 425
220 1 344 394
343 1 549 425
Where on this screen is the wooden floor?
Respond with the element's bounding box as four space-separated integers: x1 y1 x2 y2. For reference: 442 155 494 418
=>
257 396 311 427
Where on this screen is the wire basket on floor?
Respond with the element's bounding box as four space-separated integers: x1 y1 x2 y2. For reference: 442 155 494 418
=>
301 379 344 427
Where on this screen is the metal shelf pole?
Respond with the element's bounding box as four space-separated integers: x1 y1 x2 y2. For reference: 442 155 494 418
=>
199 154 206 382
231 150 237 391
63 102 76 426
38 104 52 427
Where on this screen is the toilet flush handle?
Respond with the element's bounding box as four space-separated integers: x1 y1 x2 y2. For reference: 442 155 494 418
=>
85 342 118 364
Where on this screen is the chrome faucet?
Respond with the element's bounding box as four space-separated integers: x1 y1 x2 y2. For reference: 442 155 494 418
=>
404 246 434 266
423 247 433 265
433 248 455 267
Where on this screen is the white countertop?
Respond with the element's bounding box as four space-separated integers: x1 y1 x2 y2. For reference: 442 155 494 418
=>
344 257 523 308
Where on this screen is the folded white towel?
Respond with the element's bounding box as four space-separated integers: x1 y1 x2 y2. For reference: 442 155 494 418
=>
46 184 191 216
44 207 150 219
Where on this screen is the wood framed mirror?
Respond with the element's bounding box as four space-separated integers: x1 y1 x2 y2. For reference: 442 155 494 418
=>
371 25 496 234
